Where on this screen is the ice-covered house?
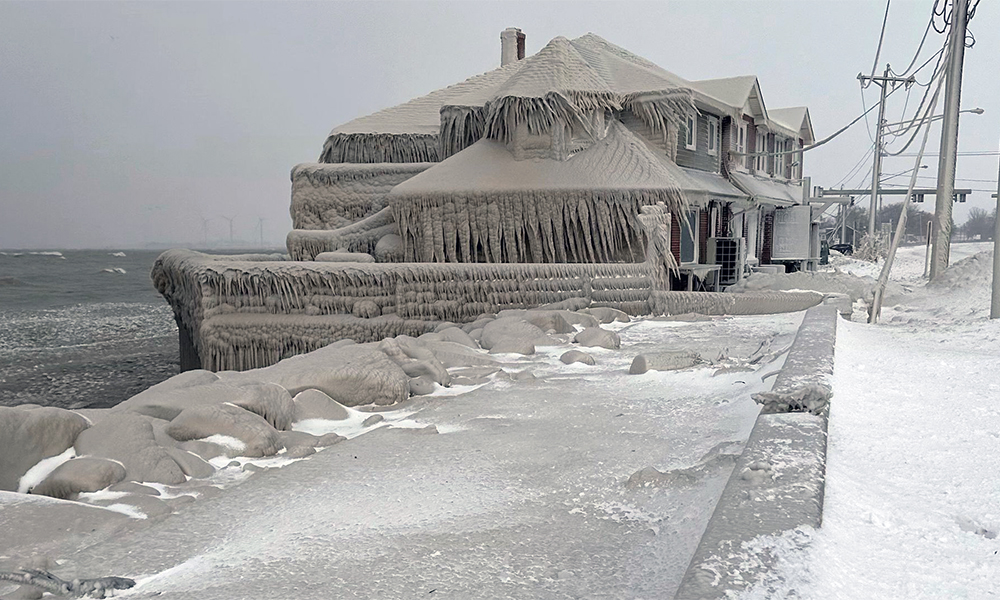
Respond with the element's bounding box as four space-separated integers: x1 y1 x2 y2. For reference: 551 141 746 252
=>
153 30 821 372
291 31 816 285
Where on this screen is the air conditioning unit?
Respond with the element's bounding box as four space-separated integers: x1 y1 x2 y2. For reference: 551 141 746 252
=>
707 237 746 286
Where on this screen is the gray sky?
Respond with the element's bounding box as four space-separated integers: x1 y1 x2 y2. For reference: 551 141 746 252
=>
1 0 997 249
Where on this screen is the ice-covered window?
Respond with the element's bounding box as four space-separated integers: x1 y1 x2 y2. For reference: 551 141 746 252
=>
707 116 718 155
685 112 697 151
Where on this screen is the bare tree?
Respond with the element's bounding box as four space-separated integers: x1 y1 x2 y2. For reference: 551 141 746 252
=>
961 207 995 240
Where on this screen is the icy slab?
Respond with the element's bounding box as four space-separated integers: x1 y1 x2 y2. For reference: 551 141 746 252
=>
674 413 827 600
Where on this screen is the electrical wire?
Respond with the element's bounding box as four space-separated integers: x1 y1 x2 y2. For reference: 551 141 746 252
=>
895 151 1000 157
894 11 936 76
883 50 949 156
834 143 877 189
863 0 893 88
737 82 904 161
860 86 877 144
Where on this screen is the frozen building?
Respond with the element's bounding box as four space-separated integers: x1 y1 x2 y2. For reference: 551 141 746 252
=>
154 30 820 372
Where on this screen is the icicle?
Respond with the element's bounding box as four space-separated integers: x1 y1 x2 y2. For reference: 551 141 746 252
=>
320 133 440 164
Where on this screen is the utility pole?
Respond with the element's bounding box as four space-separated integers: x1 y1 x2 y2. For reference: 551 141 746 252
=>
929 0 969 280
991 159 1000 319
858 66 914 237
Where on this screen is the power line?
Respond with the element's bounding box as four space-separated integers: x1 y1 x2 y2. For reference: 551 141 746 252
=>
834 142 877 188
736 82 904 161
893 151 1000 157
881 173 997 184
894 10 937 76
863 0 893 88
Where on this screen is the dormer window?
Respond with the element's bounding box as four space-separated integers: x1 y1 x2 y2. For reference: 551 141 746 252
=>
707 116 719 155
685 112 697 150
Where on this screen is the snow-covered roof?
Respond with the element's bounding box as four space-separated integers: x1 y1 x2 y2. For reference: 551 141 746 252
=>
321 32 811 165
319 61 526 163
768 107 815 144
322 33 713 163
389 119 684 195
729 172 803 206
387 120 689 264
688 75 765 118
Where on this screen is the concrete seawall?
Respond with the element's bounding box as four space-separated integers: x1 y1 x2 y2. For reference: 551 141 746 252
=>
674 304 838 599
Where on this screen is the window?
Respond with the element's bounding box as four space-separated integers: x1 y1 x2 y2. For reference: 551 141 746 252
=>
707 116 718 155
679 210 699 263
755 130 767 173
684 112 697 150
736 122 746 155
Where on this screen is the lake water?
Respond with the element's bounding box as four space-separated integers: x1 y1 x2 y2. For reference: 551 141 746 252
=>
0 249 178 408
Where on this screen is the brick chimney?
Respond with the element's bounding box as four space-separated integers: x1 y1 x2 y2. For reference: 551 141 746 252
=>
500 28 525 67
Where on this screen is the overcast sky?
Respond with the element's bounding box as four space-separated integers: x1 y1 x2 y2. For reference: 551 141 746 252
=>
1 0 998 249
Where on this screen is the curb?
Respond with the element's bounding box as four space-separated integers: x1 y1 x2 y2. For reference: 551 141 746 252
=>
674 304 838 600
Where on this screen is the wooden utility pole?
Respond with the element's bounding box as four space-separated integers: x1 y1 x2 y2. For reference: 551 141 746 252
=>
858 67 914 237
929 0 969 280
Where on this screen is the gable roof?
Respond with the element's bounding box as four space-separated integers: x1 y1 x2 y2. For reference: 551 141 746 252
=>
768 107 815 144
688 75 767 121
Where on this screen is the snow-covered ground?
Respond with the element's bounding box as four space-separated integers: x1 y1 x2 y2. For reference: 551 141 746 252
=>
740 241 1000 599
1 313 804 599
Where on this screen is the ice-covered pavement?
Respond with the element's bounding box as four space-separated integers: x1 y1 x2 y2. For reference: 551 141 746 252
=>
738 242 1000 599
12 313 804 599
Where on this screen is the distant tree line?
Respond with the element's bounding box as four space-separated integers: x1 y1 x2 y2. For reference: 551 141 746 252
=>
822 200 1000 244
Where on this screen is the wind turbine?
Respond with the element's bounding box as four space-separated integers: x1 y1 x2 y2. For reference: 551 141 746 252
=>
198 216 212 247
220 215 237 245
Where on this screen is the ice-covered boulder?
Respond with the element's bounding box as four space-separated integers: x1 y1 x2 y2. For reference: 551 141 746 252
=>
374 233 404 262
30 457 126 500
162 447 215 479
249 344 409 407
488 338 535 355
399 359 451 386
418 327 478 349
116 380 261 422
420 340 498 369
409 376 436 396
166 403 282 458
292 389 350 422
0 406 90 492
560 350 596 365
574 327 620 349
479 317 558 351
498 310 576 334
629 351 700 374
227 381 295 431
74 413 187 485
580 307 630 324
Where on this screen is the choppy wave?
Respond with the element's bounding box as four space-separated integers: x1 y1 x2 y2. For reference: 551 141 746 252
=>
0 302 175 358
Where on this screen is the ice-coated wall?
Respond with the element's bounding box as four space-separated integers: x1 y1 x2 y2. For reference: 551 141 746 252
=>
289 163 433 230
152 249 657 371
